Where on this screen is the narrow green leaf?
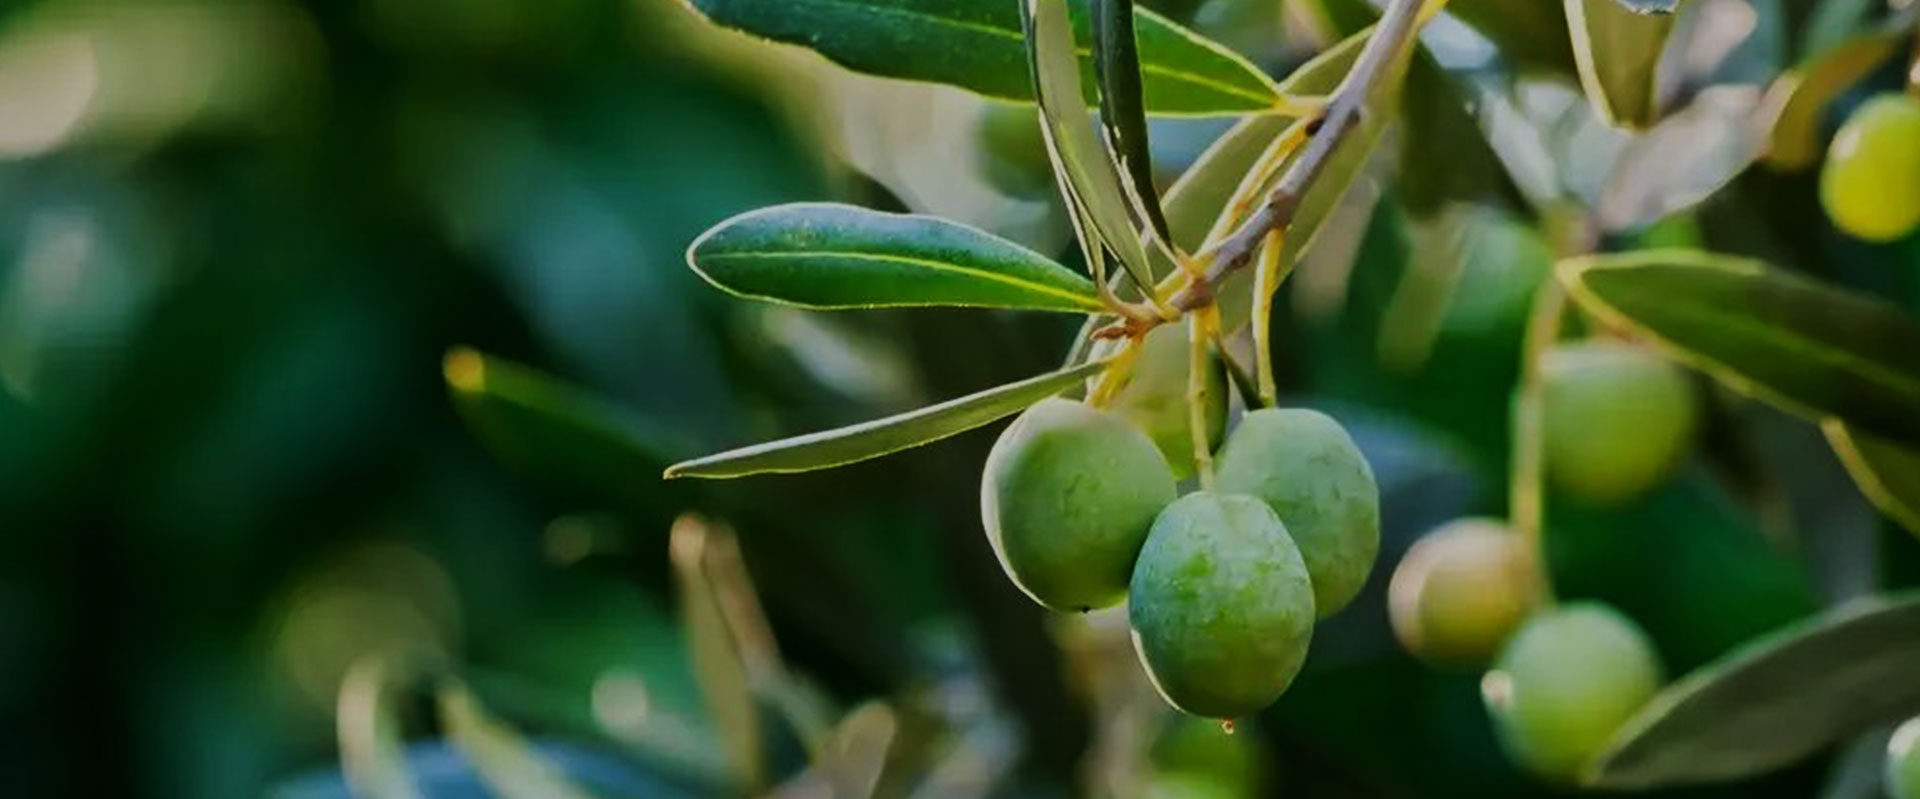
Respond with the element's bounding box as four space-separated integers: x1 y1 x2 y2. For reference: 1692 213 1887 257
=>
1824 420 1920 537
1765 19 1906 171
1161 26 1371 250
1585 592 1920 788
1561 252 1920 447
1091 0 1174 250
665 358 1111 479
338 657 424 799
1566 0 1679 129
681 0 1281 115
444 348 689 502
687 203 1101 313
1025 0 1156 292
437 682 601 799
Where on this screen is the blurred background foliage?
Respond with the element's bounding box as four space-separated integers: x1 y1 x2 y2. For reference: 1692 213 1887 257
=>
1 0 1918 798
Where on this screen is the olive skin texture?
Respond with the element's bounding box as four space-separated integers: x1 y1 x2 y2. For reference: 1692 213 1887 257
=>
981 398 1177 612
1129 492 1315 718
1094 325 1227 481
1388 518 1542 667
1483 603 1664 783
1822 94 1920 242
1889 716 1920 799
1541 340 1697 504
1215 408 1380 617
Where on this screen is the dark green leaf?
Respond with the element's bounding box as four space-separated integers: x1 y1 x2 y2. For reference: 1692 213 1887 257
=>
1825 421 1920 537
1092 0 1174 250
664 358 1112 479
1585 592 1920 788
687 203 1101 312
1560 251 1920 448
444 348 691 504
681 0 1282 115
1566 0 1678 128
1025 0 1156 291
1448 0 1576 74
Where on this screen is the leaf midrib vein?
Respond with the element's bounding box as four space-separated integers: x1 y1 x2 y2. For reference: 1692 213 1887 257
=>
701 249 1101 308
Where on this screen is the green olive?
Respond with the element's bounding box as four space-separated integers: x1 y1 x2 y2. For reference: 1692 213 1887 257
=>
1388 518 1542 667
1093 325 1228 481
1541 340 1697 504
981 398 1177 612
1129 492 1315 718
1888 716 1920 799
1821 93 1920 242
1483 603 1664 782
1214 408 1380 618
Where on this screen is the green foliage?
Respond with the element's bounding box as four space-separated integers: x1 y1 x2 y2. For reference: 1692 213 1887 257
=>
1564 0 1677 129
679 0 1282 114
663 358 1110 478
1824 422 1920 537
1561 251 1920 448
686 203 1102 312
1586 593 1920 788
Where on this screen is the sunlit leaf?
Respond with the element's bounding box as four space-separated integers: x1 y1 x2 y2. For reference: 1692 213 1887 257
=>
437 682 601 799
1824 421 1920 537
1765 17 1907 171
1091 0 1173 250
337 657 424 799
680 0 1282 115
687 203 1101 313
1560 251 1920 448
664 358 1112 478
1585 592 1920 788
670 515 764 790
1024 0 1156 291
1566 0 1678 128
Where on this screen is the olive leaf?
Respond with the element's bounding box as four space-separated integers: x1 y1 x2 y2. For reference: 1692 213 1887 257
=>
444 348 691 503
1585 592 1920 788
1565 0 1679 129
687 203 1102 313
1559 251 1920 449
1024 0 1157 292
1765 10 1911 171
1823 421 1920 536
680 0 1282 115
1090 0 1174 251
664 358 1112 479
437 682 600 799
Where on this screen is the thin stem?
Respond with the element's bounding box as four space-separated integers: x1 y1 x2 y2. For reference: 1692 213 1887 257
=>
1087 335 1145 407
1252 229 1285 408
1187 310 1219 488
1510 271 1567 603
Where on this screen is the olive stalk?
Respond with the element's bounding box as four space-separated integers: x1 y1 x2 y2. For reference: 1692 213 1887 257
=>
1510 275 1566 600
1251 229 1287 408
1188 309 1220 487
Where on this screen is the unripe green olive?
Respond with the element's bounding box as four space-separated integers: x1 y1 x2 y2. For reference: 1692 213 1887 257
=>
1214 408 1379 618
1092 325 1228 481
974 103 1056 197
1388 518 1542 667
1821 93 1920 242
982 398 1177 612
1129 492 1315 718
1888 716 1920 799
1541 340 1697 504
1483 603 1664 783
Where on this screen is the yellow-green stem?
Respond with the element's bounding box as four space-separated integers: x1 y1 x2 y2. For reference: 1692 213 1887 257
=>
1188 310 1219 488
1252 229 1286 408
1510 272 1567 603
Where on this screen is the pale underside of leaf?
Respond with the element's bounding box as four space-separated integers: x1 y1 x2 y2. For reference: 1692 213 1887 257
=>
1585 592 1920 788
664 358 1113 478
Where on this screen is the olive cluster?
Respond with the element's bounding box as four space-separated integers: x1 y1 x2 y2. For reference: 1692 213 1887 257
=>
1387 338 1696 781
980 333 1380 720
